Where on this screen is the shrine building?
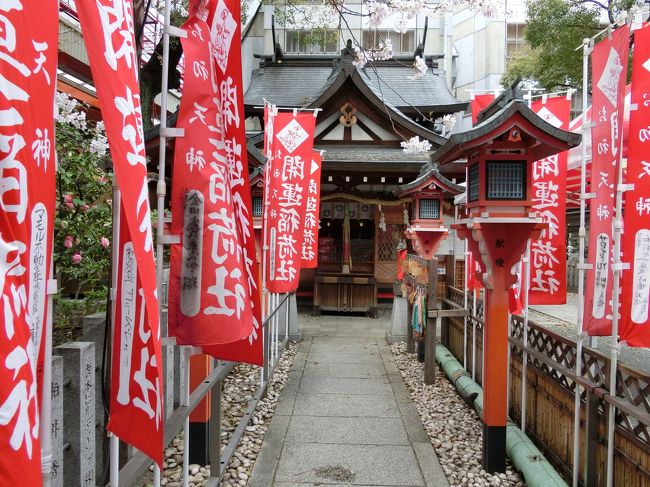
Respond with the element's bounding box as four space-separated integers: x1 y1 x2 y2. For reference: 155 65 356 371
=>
242 29 468 315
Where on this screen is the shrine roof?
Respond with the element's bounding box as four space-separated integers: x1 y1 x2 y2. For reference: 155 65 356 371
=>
394 162 464 197
244 52 466 115
432 99 582 164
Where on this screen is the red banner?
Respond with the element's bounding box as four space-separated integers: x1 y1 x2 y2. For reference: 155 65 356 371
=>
0 1 58 483
109 201 163 466
620 22 650 347
584 25 630 336
76 0 164 465
471 94 496 125
301 151 322 268
264 111 316 293
528 96 570 304
199 0 264 365
467 252 483 291
168 15 254 347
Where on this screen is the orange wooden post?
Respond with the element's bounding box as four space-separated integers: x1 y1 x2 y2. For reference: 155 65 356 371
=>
189 354 212 464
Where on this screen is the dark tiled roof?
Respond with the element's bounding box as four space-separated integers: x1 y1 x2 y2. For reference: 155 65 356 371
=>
395 162 464 197
244 60 466 114
361 67 466 112
244 65 333 107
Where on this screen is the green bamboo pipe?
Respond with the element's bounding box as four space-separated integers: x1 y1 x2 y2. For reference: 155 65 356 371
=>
434 344 568 487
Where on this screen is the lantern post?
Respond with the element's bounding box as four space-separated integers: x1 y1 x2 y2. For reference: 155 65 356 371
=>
434 98 581 472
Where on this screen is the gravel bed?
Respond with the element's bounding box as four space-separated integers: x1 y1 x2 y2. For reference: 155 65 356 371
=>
391 342 525 487
140 342 297 486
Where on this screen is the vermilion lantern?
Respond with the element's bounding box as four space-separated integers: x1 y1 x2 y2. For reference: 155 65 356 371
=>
437 98 581 473
396 165 463 260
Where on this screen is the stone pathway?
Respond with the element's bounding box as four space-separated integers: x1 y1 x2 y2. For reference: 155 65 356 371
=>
249 313 448 487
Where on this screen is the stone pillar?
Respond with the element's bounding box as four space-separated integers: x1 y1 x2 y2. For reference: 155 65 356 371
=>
50 355 64 487
82 313 107 481
288 294 301 341
55 342 96 487
387 282 408 344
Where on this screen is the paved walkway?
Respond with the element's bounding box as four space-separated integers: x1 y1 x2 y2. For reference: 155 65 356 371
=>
249 313 448 487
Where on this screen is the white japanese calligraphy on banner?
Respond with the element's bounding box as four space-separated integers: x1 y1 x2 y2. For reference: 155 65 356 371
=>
301 151 322 268
584 25 630 336
527 97 569 304
0 1 57 484
76 0 164 466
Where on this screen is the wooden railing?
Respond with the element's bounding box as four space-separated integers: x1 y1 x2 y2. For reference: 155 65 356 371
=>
444 286 650 486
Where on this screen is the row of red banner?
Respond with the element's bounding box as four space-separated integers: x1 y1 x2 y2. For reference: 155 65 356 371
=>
468 22 650 347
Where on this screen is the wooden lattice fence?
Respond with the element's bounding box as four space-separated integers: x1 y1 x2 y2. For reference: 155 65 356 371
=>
444 286 650 486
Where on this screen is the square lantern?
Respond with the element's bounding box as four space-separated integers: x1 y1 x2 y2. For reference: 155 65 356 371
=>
404 186 449 260
463 129 535 219
250 169 264 229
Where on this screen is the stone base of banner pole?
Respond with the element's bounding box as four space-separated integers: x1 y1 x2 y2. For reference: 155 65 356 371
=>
387 281 408 344
288 294 302 341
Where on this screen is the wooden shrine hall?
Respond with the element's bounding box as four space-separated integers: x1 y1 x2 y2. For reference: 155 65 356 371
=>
243 40 467 316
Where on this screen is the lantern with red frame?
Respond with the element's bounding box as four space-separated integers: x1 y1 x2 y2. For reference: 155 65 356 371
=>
396 165 463 260
436 98 581 473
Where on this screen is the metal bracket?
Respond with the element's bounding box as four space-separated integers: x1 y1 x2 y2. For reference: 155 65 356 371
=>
162 336 177 346
160 234 180 245
110 287 117 301
47 279 58 295
618 183 634 193
612 262 630 271
160 127 185 138
165 25 188 38
581 192 597 200
576 263 593 270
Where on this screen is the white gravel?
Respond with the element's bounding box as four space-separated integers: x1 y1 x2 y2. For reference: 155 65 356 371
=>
391 342 525 487
141 342 298 487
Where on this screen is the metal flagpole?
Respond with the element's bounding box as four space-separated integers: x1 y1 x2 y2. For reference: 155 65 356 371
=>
109 182 122 487
463 241 468 370
472 289 477 381
182 346 191 487
41 262 56 487
261 101 274 386
155 0 187 484
521 241 531 431
572 37 592 487
606 13 633 484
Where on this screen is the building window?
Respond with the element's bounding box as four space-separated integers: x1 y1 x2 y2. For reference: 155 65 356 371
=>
486 161 526 200
362 29 415 53
506 23 526 66
418 198 440 219
468 164 480 202
285 28 338 53
252 196 263 217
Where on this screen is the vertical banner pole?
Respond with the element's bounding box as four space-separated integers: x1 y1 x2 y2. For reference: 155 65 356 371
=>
506 312 511 415
472 290 477 381
156 0 171 304
606 20 630 485
182 346 191 487
572 38 591 487
109 183 122 487
521 241 531 431
41 269 55 487
110 434 119 487
463 243 469 370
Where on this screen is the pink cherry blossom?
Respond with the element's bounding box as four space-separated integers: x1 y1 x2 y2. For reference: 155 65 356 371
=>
82 204 90 212
72 253 82 264
64 193 75 209
64 235 74 249
100 237 110 249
